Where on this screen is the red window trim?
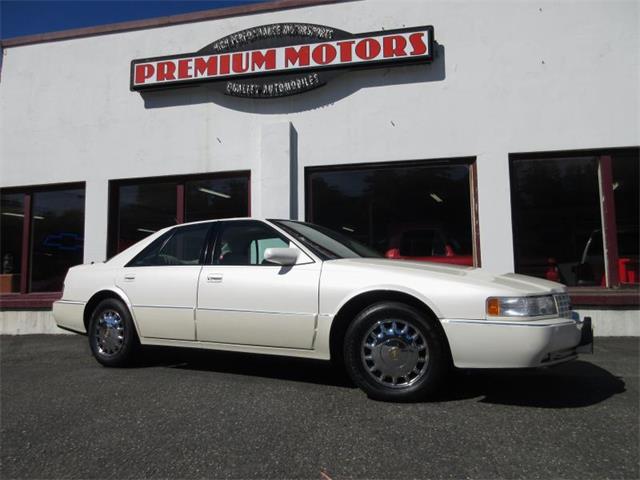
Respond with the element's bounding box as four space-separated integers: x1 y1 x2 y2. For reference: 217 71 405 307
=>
0 292 62 309
597 156 620 288
569 287 639 307
19 193 32 294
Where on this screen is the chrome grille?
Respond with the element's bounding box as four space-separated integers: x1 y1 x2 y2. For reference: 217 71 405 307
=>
554 293 573 318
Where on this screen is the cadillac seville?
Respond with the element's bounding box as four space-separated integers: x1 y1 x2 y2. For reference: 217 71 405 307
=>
53 218 593 401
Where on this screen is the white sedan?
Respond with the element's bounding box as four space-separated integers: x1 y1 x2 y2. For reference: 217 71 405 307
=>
54 218 593 401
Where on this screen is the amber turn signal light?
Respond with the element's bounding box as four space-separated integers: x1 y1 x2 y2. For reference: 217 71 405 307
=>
486 298 501 316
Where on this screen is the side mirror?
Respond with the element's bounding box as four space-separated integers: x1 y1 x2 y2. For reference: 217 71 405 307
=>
263 247 299 266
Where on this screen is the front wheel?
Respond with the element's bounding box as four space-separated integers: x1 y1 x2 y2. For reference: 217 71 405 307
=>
343 302 449 402
88 298 139 367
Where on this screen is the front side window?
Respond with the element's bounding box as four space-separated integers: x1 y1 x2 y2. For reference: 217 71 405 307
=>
306 160 475 265
129 223 211 267
214 221 290 266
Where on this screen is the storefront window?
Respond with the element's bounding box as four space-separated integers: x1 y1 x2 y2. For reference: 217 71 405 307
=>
511 157 602 286
117 182 177 253
510 148 639 288
0 194 25 293
185 175 250 222
306 160 475 265
612 153 639 284
0 184 86 295
30 189 85 292
109 172 250 256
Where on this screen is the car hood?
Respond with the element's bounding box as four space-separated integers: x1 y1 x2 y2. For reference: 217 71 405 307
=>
326 258 566 295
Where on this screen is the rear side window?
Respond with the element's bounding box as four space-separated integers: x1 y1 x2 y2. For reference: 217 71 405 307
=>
128 223 211 267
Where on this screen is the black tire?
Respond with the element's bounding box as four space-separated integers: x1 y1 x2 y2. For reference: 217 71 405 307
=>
88 298 139 367
343 301 449 402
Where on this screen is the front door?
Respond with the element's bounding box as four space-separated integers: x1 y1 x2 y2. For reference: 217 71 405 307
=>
196 220 320 349
116 223 212 340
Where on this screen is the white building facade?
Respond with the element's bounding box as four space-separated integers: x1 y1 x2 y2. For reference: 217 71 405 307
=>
1 0 638 334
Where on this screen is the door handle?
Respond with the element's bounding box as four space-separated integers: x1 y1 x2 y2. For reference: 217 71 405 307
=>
124 274 136 281
207 273 223 283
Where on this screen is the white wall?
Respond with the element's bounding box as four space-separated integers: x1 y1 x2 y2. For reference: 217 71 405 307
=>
1 0 638 273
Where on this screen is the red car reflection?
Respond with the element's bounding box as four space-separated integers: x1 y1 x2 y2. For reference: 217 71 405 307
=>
547 228 639 285
384 227 473 266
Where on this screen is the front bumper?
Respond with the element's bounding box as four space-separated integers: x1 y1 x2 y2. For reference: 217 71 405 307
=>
441 314 593 369
576 316 594 354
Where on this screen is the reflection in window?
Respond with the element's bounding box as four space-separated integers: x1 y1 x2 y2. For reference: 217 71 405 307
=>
30 189 85 292
117 182 177 253
511 149 639 287
185 175 250 222
511 157 602 286
110 173 250 256
215 221 289 266
0 194 24 293
307 162 474 266
613 152 639 284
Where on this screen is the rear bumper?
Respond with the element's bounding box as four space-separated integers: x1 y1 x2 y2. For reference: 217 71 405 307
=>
52 300 86 334
441 315 592 369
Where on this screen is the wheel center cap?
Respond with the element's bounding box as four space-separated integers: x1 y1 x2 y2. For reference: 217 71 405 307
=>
377 339 417 374
388 346 400 361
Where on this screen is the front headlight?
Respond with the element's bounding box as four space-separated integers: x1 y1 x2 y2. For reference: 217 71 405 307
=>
486 295 557 317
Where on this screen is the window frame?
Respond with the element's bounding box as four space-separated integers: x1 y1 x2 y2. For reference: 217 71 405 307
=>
509 147 639 306
108 170 251 259
304 157 481 267
0 182 86 308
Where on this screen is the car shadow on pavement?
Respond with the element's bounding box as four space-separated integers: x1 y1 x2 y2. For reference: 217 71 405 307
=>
437 361 626 408
135 346 625 407
136 346 354 388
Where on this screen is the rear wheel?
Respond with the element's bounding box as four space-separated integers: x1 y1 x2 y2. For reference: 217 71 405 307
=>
343 302 449 402
88 298 138 367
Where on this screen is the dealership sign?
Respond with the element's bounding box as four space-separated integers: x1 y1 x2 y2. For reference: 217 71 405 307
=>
130 23 434 98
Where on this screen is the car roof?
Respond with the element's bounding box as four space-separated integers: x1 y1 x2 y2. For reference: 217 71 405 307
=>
173 217 271 228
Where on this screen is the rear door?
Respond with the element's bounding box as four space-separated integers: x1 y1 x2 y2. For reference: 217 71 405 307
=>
196 220 321 349
116 223 212 340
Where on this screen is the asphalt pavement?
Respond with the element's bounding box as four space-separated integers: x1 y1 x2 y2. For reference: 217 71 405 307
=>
1 335 638 479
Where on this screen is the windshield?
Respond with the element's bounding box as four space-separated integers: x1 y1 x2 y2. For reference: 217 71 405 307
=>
272 220 382 260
